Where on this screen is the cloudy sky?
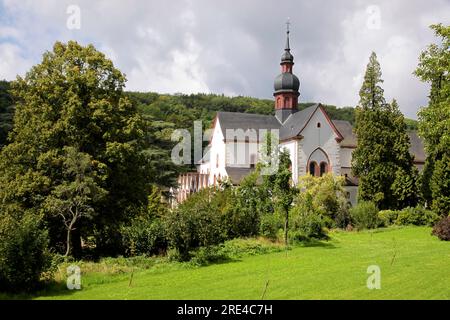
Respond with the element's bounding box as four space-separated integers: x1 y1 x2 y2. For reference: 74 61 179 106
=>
0 0 449 119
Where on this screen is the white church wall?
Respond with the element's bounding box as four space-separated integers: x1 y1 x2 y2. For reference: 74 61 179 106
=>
208 120 228 184
340 147 354 168
280 139 298 184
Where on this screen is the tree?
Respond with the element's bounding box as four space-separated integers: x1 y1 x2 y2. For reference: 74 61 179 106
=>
0 41 151 256
353 53 418 210
272 149 294 246
0 80 14 148
43 147 107 256
414 24 450 215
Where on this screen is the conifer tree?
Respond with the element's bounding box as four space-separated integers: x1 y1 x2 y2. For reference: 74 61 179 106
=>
353 53 417 209
414 24 450 215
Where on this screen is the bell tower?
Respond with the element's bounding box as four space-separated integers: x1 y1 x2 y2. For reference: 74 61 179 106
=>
274 21 300 123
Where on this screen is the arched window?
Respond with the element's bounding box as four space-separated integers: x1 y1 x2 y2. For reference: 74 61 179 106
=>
309 162 317 176
317 122 321 128
284 97 290 107
320 162 328 176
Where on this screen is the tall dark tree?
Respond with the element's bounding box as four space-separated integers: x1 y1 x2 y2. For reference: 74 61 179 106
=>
414 24 450 216
272 149 294 246
0 41 152 256
353 52 418 210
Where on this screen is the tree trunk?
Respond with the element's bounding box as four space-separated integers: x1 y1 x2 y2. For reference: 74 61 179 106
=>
71 227 82 259
65 227 71 257
284 210 289 247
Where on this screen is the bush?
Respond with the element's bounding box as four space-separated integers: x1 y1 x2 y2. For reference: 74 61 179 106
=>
378 210 398 227
189 246 228 266
296 174 350 229
122 218 167 256
259 213 283 241
290 211 328 241
350 201 380 230
290 193 328 241
0 212 52 292
432 216 450 241
395 206 439 226
164 188 228 261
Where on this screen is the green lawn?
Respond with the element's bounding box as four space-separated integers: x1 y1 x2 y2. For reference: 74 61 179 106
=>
30 227 450 299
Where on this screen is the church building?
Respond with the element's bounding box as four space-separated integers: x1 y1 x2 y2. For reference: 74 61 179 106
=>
176 27 425 205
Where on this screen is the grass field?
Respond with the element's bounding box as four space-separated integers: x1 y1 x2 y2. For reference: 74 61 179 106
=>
8 226 450 300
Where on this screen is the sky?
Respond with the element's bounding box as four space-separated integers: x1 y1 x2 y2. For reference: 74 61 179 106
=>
0 0 449 119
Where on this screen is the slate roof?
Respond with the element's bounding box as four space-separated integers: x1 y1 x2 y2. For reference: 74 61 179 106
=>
225 167 255 184
279 104 319 140
214 107 426 164
332 120 357 147
216 111 281 141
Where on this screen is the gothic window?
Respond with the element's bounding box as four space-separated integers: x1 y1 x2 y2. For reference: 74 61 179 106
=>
320 162 328 176
309 162 317 176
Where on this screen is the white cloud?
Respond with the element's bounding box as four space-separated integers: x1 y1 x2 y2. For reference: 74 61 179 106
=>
0 0 449 119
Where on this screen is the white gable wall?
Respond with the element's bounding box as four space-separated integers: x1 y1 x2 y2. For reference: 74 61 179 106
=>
296 108 341 178
205 120 228 184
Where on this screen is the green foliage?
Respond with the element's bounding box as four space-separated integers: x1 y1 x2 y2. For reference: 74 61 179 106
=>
226 168 267 238
290 192 328 241
296 174 351 228
432 216 450 241
0 80 14 148
377 210 398 227
430 155 450 216
189 246 229 266
121 218 167 257
0 41 153 257
259 213 283 241
349 201 380 230
395 206 439 227
415 24 450 213
353 53 419 210
164 188 228 261
0 212 51 292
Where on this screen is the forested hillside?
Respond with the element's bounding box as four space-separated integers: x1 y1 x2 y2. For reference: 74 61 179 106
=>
0 81 418 150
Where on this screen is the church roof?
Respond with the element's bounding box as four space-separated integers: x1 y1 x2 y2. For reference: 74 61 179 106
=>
216 111 281 141
214 109 425 164
332 120 357 147
279 104 318 140
225 167 255 184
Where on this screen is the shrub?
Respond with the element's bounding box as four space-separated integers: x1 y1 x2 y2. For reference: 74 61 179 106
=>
189 246 228 266
296 174 350 228
432 216 450 241
226 170 267 238
121 218 167 256
259 213 283 241
349 201 380 230
395 206 439 226
290 193 328 241
219 238 285 259
0 212 52 292
164 188 228 261
378 210 398 226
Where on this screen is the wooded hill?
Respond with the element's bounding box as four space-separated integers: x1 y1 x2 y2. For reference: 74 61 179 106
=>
0 80 418 148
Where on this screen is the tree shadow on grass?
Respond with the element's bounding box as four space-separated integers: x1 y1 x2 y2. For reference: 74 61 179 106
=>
0 281 79 300
297 239 338 249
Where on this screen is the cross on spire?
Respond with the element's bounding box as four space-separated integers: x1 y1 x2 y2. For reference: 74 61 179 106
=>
286 18 290 34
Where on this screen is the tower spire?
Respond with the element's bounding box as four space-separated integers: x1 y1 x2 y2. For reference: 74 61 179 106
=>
285 18 291 51
274 20 300 123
